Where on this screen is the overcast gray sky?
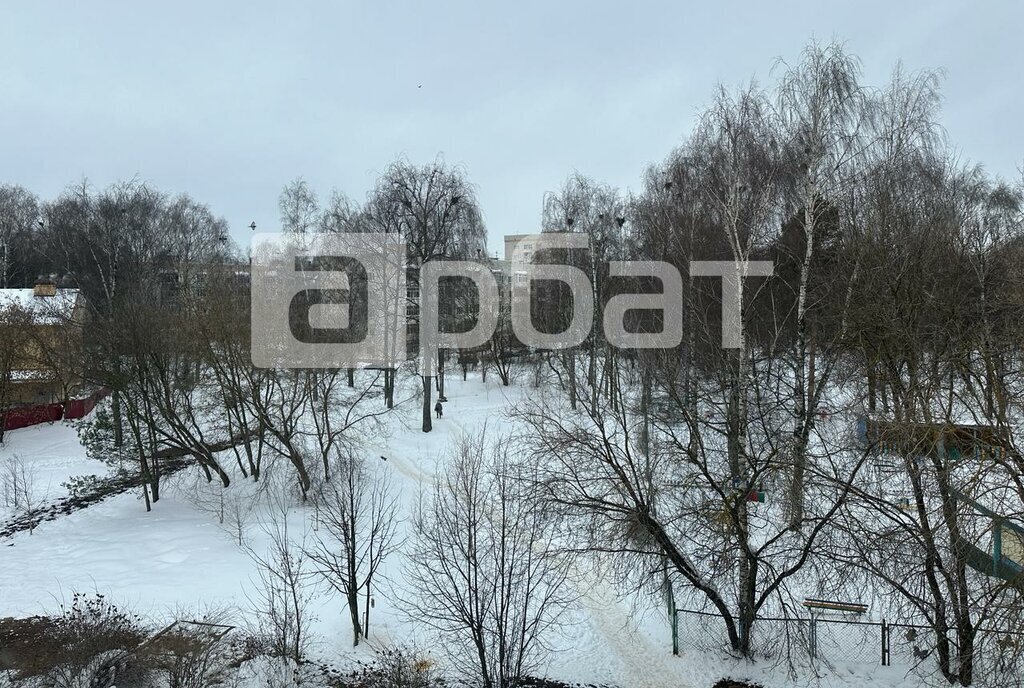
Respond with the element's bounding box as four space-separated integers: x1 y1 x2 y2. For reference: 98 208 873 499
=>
2 1 1021 254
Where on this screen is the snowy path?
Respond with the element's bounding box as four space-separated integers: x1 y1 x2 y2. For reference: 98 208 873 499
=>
369 381 693 688
569 575 687 688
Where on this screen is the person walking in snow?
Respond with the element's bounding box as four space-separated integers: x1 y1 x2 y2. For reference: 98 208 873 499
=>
434 400 443 419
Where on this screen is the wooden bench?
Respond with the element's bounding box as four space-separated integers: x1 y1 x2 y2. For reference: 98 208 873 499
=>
802 598 868 615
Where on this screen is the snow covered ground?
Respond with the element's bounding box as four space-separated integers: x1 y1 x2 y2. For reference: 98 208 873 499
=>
0 420 109 523
0 373 932 688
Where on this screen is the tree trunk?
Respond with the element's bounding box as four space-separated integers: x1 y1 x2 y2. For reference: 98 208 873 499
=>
438 350 447 401
112 389 124 448
364 576 372 641
639 362 651 458
422 375 433 432
348 588 363 646
385 369 395 409
867 362 877 413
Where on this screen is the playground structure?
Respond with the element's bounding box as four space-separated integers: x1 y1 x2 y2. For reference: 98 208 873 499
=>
950 488 1024 589
856 416 1024 589
856 417 1015 463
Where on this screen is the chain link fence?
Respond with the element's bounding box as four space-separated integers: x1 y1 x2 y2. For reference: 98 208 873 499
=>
887 622 1024 687
675 609 1024 686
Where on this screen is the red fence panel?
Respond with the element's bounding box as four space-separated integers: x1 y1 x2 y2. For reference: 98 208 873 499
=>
63 398 88 419
3 402 64 431
63 388 110 420
2 388 110 430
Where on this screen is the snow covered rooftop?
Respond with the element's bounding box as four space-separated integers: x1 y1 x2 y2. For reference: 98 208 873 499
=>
0 288 82 324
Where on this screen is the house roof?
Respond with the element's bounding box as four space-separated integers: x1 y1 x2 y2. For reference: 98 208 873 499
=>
10 369 58 382
0 288 82 324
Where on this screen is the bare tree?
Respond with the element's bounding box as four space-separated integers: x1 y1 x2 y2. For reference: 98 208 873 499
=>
1 453 39 533
405 431 572 688
41 180 169 448
244 492 315 665
187 471 256 547
278 178 321 236
540 175 629 414
370 157 486 432
774 42 872 527
0 302 33 444
834 147 1024 685
306 449 400 646
305 367 391 482
0 184 41 289
773 44 945 528
198 270 266 481
514 365 868 659
485 301 516 387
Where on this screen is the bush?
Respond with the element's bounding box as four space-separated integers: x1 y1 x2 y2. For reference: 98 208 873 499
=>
353 646 444 688
712 680 764 688
0 593 149 687
139 617 237 688
60 475 103 501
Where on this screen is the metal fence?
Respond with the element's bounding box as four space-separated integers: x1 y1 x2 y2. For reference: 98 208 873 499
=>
674 608 1024 686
